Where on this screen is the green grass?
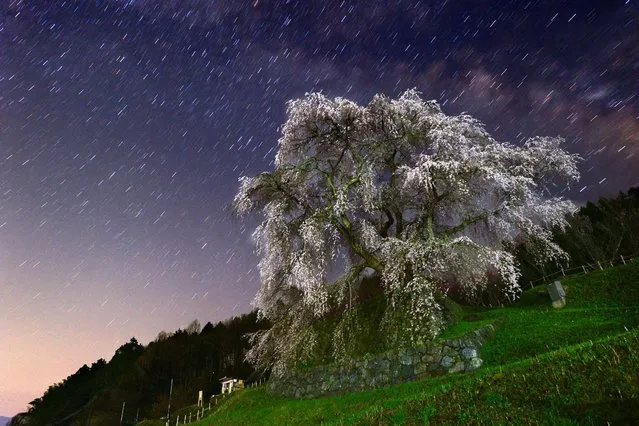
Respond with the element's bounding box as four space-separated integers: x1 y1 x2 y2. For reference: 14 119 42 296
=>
477 261 639 366
191 262 639 425
138 394 234 425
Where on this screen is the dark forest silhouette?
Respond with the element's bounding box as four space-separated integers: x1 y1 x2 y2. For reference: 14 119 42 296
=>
13 313 267 425
12 187 638 425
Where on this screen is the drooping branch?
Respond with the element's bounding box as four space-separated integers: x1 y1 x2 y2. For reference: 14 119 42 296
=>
330 216 383 272
443 210 497 238
380 208 394 238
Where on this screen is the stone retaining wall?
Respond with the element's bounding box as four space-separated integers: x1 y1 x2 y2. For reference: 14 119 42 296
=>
269 324 495 399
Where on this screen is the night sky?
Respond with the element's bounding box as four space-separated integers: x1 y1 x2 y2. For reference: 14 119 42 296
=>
1 0 637 415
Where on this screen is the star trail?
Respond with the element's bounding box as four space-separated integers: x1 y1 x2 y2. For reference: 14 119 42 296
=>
1 0 637 415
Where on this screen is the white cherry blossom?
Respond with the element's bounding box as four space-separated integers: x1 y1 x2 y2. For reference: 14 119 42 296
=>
235 89 580 374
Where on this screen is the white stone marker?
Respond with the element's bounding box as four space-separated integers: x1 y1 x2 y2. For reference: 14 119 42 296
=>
547 280 566 308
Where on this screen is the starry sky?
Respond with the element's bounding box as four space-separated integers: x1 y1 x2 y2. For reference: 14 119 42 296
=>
0 0 637 415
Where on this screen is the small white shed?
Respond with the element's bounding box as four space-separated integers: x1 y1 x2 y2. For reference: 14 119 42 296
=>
220 377 238 394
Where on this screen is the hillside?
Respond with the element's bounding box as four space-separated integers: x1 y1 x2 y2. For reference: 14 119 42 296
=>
14 261 638 425
12 313 267 425
189 260 639 425
13 185 637 426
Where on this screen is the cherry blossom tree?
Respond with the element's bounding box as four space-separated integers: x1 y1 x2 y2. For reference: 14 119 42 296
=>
234 89 580 374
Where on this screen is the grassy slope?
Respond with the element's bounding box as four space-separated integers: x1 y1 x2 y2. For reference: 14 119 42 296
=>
138 394 233 426
194 261 639 425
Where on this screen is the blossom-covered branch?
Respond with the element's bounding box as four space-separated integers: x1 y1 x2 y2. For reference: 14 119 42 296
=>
235 89 580 374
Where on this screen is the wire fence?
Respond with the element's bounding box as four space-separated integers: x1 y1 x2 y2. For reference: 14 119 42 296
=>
132 378 269 425
120 378 267 426
526 253 638 289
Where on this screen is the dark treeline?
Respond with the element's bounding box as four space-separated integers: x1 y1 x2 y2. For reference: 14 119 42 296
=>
11 312 267 425
518 187 639 285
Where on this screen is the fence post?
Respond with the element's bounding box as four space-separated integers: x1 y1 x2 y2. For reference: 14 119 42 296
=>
560 267 565 276
621 255 626 265
120 402 125 426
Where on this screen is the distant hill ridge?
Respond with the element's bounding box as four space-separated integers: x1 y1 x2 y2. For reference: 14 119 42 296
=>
10 312 267 425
